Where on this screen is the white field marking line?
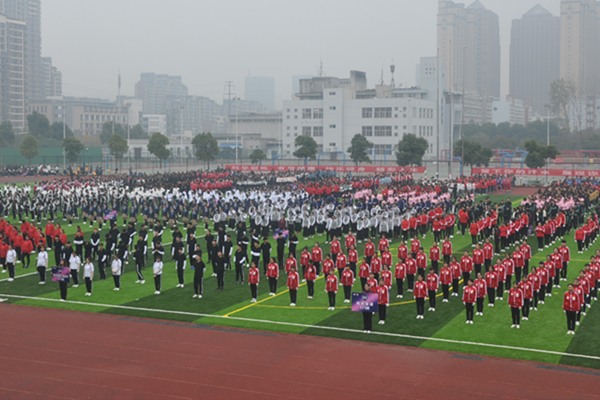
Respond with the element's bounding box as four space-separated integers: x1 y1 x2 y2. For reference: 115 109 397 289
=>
0 271 40 283
1 293 598 361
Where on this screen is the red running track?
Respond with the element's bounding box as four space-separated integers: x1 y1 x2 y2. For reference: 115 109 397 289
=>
0 305 599 400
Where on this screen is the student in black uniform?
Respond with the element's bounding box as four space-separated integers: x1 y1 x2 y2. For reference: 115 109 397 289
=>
214 251 225 290
62 242 74 266
260 237 271 275
90 228 100 259
234 244 246 284
250 241 261 272
238 231 249 259
133 244 145 284
205 230 214 264
97 243 108 280
223 235 233 271
138 224 148 260
175 247 186 288
192 254 205 298
153 242 165 262
186 222 196 243
187 232 198 264
288 231 298 259
53 236 63 266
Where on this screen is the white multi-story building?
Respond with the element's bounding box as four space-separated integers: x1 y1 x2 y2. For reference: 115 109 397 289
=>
487 96 528 126
282 71 443 161
27 96 129 135
142 114 167 135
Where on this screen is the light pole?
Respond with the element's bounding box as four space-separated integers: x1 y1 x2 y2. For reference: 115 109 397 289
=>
125 103 131 171
436 48 440 176
234 97 240 164
62 100 66 172
180 105 185 165
546 106 550 183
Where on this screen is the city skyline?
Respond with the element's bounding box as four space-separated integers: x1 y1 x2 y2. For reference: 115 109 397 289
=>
39 0 561 109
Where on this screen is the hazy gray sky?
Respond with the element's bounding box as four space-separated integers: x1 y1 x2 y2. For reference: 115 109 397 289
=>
42 0 560 106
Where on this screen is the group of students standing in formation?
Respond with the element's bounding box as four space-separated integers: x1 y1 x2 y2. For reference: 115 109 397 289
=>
0 172 598 337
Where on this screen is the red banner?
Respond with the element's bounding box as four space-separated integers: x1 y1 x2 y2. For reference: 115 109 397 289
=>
472 167 600 178
226 165 426 173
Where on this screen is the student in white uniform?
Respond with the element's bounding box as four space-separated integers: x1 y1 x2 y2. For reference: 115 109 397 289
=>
153 255 163 295
69 253 81 287
36 245 49 284
6 244 16 282
83 257 94 296
111 254 122 291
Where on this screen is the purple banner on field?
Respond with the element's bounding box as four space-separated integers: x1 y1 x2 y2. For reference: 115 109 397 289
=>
104 210 117 220
351 292 378 312
51 267 70 283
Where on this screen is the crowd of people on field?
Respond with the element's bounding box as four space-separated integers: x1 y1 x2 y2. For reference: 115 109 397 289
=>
0 171 598 335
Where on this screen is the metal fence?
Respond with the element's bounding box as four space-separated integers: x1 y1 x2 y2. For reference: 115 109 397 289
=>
3 152 599 181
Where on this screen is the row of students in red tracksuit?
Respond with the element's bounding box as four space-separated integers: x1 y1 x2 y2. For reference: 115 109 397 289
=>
247 257 396 325
249 247 598 335
574 216 599 253
562 261 600 335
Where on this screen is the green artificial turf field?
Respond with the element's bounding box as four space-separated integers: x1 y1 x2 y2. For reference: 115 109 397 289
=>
1 190 600 370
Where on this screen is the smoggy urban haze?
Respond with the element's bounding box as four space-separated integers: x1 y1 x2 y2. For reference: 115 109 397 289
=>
42 0 560 105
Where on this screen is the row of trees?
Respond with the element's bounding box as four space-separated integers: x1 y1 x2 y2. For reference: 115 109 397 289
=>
15 130 223 169
13 112 564 170
25 111 149 147
285 133 559 170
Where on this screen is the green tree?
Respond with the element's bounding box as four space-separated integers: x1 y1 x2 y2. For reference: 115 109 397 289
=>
129 124 149 139
62 137 84 164
192 132 219 169
108 133 129 168
99 121 126 144
453 139 493 167
549 78 577 131
0 121 16 148
20 134 39 164
147 132 170 166
293 135 317 165
49 122 74 141
396 134 428 166
523 139 560 169
249 148 267 164
26 111 50 138
347 133 374 165
49 122 73 141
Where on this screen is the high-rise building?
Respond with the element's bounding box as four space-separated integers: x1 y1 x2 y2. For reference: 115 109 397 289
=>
244 76 274 110
437 1 466 90
464 1 501 97
134 73 188 115
0 13 26 131
437 1 500 97
41 57 62 98
509 5 560 115
560 0 597 92
0 0 43 103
